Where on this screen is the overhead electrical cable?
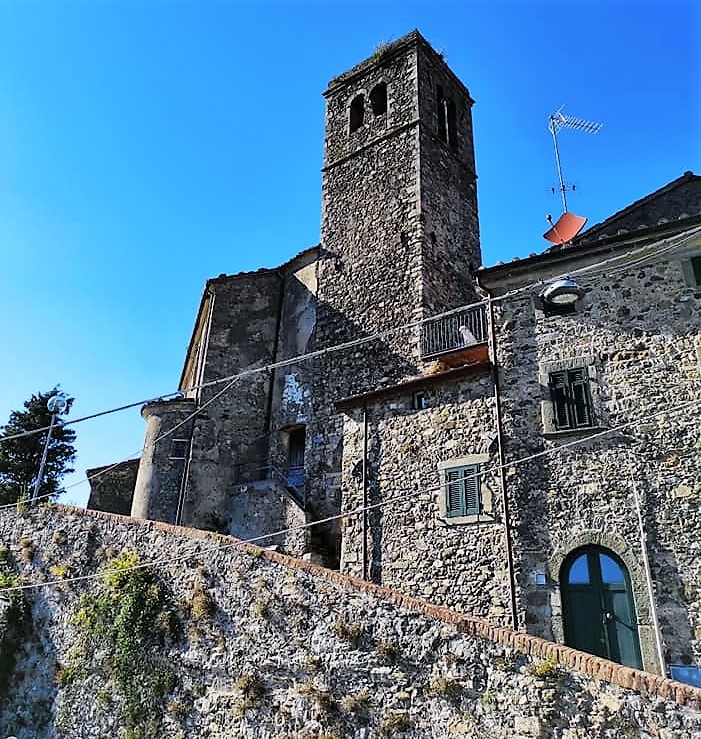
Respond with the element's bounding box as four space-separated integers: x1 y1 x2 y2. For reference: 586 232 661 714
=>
1 393 699 594
2 224 697 447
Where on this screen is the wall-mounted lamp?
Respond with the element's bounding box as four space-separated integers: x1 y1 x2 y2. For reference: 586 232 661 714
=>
540 278 585 307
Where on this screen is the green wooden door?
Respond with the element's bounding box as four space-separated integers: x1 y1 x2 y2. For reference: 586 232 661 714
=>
561 547 643 669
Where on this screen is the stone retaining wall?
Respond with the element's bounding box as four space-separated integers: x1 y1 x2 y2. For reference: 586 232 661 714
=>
2 505 701 738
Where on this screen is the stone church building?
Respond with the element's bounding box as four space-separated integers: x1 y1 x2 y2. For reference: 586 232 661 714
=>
87 31 701 682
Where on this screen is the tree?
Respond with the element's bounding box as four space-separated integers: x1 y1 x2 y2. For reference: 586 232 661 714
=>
0 388 77 506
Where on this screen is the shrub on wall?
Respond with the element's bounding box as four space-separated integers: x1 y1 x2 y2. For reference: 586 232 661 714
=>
58 550 180 737
0 552 29 706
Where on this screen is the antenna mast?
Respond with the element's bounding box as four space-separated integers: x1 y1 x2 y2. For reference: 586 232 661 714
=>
548 107 602 212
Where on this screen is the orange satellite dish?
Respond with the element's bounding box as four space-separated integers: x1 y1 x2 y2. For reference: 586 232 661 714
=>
543 212 587 245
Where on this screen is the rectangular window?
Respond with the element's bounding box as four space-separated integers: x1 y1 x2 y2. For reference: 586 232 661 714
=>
549 368 593 430
444 464 480 517
169 439 189 459
412 390 428 410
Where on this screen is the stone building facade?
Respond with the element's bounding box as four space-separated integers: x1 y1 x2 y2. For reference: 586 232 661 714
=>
87 31 701 681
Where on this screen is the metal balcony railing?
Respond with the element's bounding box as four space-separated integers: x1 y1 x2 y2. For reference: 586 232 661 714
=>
420 304 488 359
233 459 306 508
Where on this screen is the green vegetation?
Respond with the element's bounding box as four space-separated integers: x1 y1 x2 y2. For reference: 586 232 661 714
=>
429 675 463 706
379 709 413 735
0 561 29 704
63 550 180 737
341 688 370 715
526 654 560 680
299 681 337 715
232 674 265 717
376 640 398 664
333 618 364 647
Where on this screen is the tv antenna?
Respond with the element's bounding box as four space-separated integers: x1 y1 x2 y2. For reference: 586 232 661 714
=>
543 107 602 245
548 106 602 212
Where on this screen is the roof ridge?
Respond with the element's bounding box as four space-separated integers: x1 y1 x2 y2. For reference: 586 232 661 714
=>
576 171 699 243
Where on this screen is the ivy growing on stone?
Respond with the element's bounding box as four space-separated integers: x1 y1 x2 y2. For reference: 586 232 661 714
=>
0 554 29 706
63 550 180 737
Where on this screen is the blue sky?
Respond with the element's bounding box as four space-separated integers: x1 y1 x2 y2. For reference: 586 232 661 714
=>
0 0 698 507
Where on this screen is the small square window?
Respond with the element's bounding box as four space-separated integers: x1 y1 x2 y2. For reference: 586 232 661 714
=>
549 368 594 430
169 439 189 459
444 464 481 517
412 391 428 410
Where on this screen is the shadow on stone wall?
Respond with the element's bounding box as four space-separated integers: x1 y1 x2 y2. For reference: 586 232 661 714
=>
308 298 421 569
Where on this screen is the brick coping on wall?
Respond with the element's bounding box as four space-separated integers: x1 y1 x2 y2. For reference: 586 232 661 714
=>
7 504 701 711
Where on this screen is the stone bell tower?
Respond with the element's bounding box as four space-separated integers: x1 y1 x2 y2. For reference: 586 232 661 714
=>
316 30 481 383
306 32 482 565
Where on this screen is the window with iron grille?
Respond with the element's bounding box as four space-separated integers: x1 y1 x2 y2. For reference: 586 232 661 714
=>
549 368 594 430
444 464 480 517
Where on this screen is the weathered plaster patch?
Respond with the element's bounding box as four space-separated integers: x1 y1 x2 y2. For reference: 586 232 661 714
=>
282 373 309 410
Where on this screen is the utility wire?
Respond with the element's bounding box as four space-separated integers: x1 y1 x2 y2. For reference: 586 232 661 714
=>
1 225 698 445
2 393 699 595
0 376 244 509
1 225 698 508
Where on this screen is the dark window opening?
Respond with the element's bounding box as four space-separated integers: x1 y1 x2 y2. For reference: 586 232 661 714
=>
549 368 594 430
285 426 306 489
350 94 365 132
446 99 457 148
412 390 428 410
691 255 701 285
444 464 480 517
169 439 189 459
437 86 447 143
436 86 458 149
370 82 387 115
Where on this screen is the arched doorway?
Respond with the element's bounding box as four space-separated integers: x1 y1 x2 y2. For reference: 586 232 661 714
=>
561 546 643 669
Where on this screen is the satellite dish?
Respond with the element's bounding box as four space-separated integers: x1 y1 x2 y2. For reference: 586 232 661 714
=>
543 212 587 245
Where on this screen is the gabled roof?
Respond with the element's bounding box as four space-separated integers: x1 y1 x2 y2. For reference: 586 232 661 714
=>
572 170 701 246
479 171 701 286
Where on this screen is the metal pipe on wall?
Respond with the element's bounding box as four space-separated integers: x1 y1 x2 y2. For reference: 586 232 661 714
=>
631 466 667 674
176 287 215 526
483 289 519 630
362 403 369 581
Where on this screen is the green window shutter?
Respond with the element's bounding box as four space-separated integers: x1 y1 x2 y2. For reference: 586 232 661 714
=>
444 465 481 517
569 368 592 427
549 371 571 429
445 468 466 517
463 464 480 515
549 368 594 430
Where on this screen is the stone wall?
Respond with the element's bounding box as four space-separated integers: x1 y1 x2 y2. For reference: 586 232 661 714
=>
416 42 481 315
307 31 486 565
483 231 701 672
268 251 317 482
226 481 307 554
131 397 197 524
2 505 701 739
86 459 138 515
180 270 283 533
338 369 513 623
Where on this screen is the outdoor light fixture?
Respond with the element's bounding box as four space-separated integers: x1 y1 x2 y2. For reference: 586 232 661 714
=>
540 278 585 307
30 393 69 504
